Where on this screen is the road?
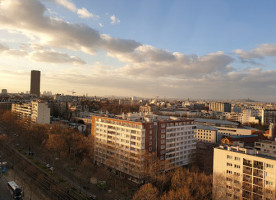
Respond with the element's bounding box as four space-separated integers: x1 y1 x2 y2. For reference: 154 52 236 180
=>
0 176 12 200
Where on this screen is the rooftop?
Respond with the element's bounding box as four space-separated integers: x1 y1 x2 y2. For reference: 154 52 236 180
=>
217 145 276 160
195 118 238 126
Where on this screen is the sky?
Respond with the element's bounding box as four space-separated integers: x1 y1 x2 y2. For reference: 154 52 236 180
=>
0 0 276 101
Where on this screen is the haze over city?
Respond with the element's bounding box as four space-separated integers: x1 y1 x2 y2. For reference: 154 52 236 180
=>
0 0 276 100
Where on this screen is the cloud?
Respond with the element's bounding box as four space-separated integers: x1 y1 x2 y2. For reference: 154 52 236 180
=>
30 49 86 65
54 0 76 12
0 0 276 100
77 8 95 18
0 42 85 65
110 15 120 24
99 23 103 27
235 44 276 60
0 43 28 57
54 0 96 19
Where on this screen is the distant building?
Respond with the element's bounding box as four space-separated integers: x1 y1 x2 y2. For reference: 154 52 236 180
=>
255 140 276 157
196 125 218 143
12 100 50 124
139 105 158 113
1 89 7 95
213 144 276 200
30 70 41 97
92 113 196 182
262 109 276 125
209 102 231 112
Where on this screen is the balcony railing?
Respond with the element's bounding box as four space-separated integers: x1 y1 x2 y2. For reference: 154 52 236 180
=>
243 166 252 175
243 162 252 167
253 169 263 178
243 176 252 183
242 183 252 191
253 186 263 196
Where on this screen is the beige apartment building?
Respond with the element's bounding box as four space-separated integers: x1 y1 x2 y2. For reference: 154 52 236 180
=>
92 113 196 182
213 145 276 200
12 100 50 124
196 125 218 143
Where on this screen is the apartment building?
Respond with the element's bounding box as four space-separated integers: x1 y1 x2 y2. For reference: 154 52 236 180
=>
209 102 231 112
195 118 252 142
12 100 50 124
196 125 218 143
262 109 276 125
255 140 276 157
92 113 196 182
213 145 276 200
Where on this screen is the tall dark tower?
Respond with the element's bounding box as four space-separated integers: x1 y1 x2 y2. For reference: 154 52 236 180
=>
30 70 41 97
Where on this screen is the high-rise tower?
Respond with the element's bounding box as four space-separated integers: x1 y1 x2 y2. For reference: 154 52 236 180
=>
30 70 40 97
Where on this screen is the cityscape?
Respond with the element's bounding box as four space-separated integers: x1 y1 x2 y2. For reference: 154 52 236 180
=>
1 0 276 200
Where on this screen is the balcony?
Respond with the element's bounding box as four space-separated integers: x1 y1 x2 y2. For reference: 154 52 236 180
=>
243 160 252 167
242 190 251 199
243 175 252 183
253 161 263 170
243 166 252 175
252 193 262 200
242 183 252 191
253 169 263 178
253 177 263 187
253 185 263 196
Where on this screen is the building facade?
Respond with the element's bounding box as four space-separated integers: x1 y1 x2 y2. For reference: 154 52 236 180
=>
196 125 218 143
12 101 50 124
30 70 41 97
92 113 196 182
262 109 276 125
209 102 232 112
213 145 276 200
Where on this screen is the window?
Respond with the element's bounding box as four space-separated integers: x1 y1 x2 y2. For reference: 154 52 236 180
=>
227 163 233 167
161 129 165 133
227 155 232 159
234 157 240 161
266 164 274 168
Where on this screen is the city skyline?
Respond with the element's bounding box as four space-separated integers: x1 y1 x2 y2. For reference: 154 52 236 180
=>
0 0 276 100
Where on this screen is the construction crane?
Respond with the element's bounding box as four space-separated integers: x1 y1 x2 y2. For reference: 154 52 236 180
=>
67 90 76 95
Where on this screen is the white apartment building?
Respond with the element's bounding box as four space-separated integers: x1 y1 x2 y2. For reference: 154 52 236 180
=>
242 109 259 124
213 145 276 200
255 140 276 158
12 101 50 124
92 113 196 182
196 125 218 143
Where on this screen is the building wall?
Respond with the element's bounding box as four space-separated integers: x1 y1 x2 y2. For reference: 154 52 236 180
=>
262 109 276 125
30 70 40 97
12 101 50 124
213 146 276 200
92 115 196 181
196 126 217 143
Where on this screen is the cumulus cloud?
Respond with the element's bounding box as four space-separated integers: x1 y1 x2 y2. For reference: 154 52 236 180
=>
54 0 96 19
235 44 276 60
0 42 85 65
77 8 95 18
54 0 76 12
0 43 28 57
110 15 120 24
0 0 276 100
30 50 86 65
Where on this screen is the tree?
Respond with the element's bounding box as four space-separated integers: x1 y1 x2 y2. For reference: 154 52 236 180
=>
132 183 159 200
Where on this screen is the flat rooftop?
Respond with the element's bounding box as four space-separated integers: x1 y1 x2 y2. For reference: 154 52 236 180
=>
217 145 276 160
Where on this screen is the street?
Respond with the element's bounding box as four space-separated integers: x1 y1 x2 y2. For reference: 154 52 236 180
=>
0 176 12 200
